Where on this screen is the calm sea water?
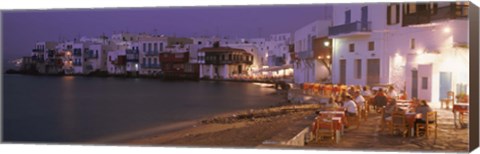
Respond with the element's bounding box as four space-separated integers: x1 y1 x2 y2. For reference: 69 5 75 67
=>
3 75 282 143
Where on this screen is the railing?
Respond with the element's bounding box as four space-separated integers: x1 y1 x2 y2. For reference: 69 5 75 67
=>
73 52 82 56
73 62 82 66
145 51 159 56
328 21 372 36
141 64 161 68
32 49 44 52
402 4 469 27
31 56 45 63
296 50 313 59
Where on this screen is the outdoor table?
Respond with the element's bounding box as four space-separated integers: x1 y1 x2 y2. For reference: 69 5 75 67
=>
405 112 418 137
319 111 346 134
311 116 343 143
396 102 410 107
452 103 469 128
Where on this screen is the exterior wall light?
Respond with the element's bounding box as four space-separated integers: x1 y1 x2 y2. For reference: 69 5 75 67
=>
326 55 331 59
443 27 451 33
324 41 330 47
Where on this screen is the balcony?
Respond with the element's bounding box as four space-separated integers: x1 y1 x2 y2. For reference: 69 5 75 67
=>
145 51 159 56
328 21 372 37
73 62 82 66
31 56 45 63
402 4 468 27
141 64 161 68
296 50 313 59
32 49 44 53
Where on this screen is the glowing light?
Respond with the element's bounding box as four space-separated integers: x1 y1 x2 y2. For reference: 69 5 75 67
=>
443 27 451 33
326 55 331 59
324 41 330 47
416 49 423 55
318 56 322 59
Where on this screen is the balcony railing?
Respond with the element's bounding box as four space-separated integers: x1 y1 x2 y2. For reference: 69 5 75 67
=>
32 49 44 52
402 4 468 27
329 21 372 36
145 51 159 56
296 50 313 59
31 56 45 63
141 64 161 68
73 62 82 66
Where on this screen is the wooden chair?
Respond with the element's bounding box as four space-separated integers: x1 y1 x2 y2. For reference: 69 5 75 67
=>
380 107 393 132
315 120 336 144
441 91 454 109
416 111 438 138
391 110 408 137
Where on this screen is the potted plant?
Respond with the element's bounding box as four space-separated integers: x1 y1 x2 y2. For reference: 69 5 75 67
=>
456 93 469 103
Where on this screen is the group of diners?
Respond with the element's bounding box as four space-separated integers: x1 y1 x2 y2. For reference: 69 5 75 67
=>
306 83 436 137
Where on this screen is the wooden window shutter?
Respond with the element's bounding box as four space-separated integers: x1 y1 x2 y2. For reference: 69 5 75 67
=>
396 4 400 24
387 5 391 25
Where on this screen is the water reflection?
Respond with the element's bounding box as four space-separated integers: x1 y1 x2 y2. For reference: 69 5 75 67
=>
60 75 76 140
3 75 282 142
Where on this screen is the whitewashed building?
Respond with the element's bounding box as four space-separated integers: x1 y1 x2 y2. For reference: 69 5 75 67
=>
107 50 127 75
138 36 168 75
31 41 59 73
293 20 333 84
330 2 469 102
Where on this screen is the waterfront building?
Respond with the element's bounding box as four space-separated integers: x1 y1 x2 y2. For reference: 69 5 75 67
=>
329 2 469 102
159 51 198 79
256 33 295 79
31 41 59 74
71 42 93 74
293 20 333 84
138 36 168 76
107 50 127 75
126 42 140 75
198 46 254 79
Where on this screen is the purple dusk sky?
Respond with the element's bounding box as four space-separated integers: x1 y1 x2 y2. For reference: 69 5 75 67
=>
2 4 332 69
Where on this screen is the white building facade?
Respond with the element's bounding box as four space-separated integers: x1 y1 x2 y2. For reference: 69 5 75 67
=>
293 20 332 84
330 2 469 102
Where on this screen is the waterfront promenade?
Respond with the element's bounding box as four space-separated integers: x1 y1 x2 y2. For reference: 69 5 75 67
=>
128 86 469 152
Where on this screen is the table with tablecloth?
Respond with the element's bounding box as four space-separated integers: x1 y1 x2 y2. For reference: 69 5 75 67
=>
452 103 469 128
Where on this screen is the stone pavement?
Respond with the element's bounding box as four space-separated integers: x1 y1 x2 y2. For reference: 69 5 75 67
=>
304 107 469 152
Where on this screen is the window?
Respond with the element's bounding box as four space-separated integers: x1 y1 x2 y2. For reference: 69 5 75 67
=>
349 43 355 52
387 4 400 25
198 41 202 45
345 10 351 24
154 43 158 52
148 43 152 52
355 59 362 79
368 41 375 51
143 43 146 52
160 43 163 51
422 77 428 89
410 38 415 49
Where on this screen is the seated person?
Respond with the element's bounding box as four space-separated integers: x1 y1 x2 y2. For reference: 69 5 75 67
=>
383 99 402 119
353 91 366 110
399 90 408 100
343 95 358 117
373 88 388 112
361 86 373 98
414 100 434 131
325 97 340 109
